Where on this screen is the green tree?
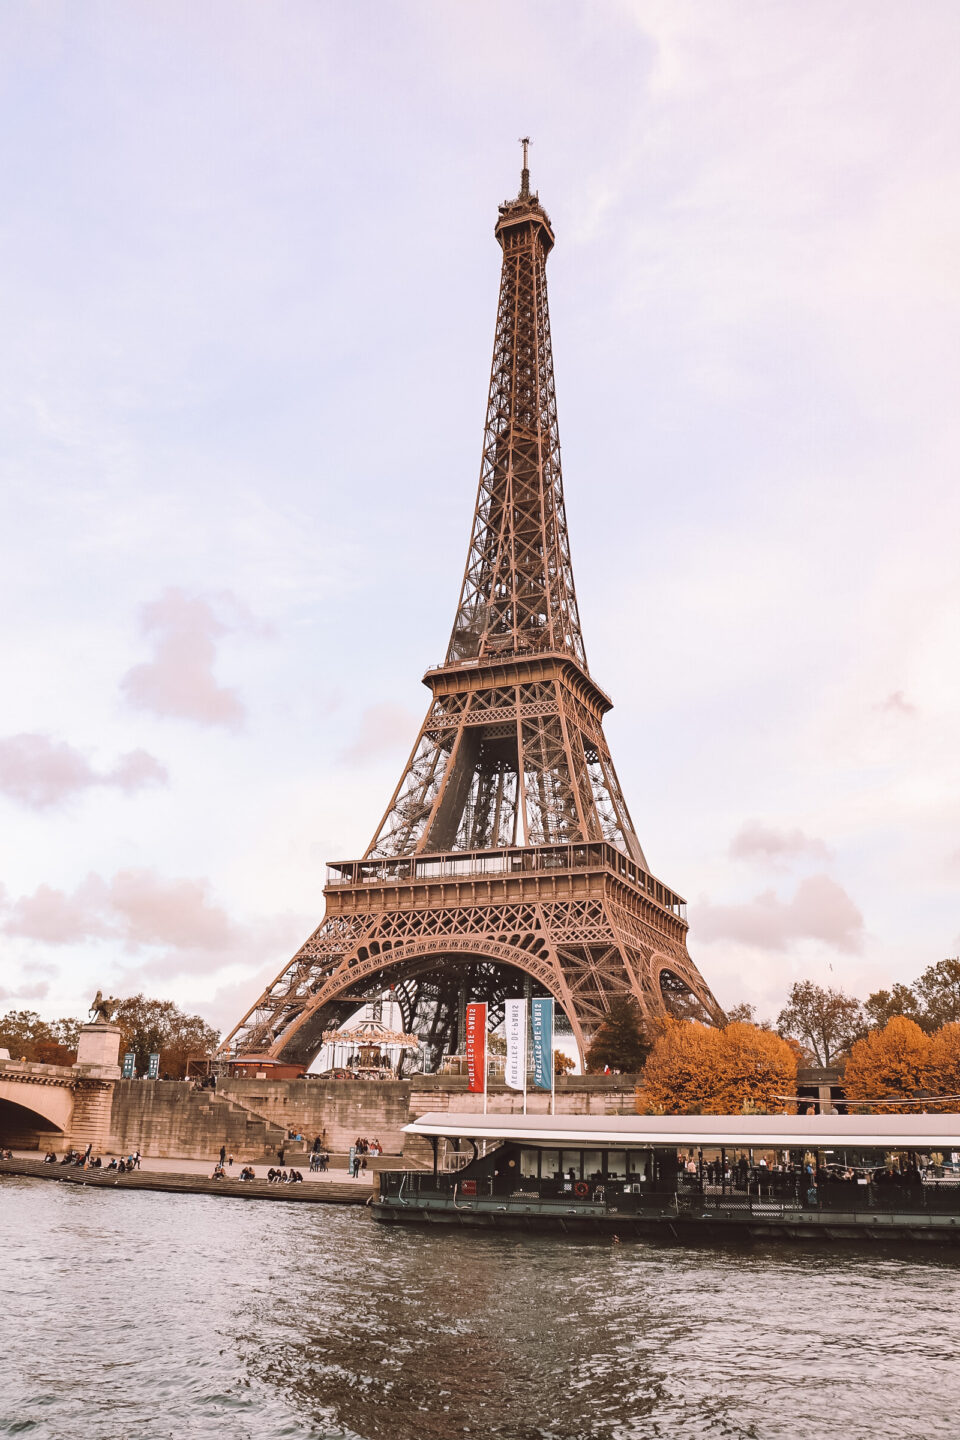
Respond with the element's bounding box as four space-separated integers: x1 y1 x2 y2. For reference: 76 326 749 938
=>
776 980 863 1066
725 1002 773 1030
0 1011 81 1065
864 982 928 1032
113 995 219 1078
585 996 650 1074
913 959 960 1030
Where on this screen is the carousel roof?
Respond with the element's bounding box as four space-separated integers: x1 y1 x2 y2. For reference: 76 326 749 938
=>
322 1020 419 1049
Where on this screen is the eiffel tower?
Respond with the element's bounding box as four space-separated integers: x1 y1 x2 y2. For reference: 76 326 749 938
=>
224 147 723 1069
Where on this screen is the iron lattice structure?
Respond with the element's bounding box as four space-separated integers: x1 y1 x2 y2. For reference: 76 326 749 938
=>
223 158 723 1069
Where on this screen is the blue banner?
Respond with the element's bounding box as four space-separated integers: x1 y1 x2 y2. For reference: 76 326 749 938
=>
147 1052 160 1080
531 997 553 1091
122 1052 136 1079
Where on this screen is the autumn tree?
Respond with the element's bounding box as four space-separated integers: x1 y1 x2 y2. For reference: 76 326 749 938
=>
843 1016 933 1112
776 980 863 1065
113 995 219 1078
585 996 650 1073
636 1019 797 1115
554 1050 575 1076
926 1023 960 1111
0 1011 81 1065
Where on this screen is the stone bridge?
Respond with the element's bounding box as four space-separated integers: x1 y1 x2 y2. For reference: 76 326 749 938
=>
0 1058 118 1151
0 1025 123 1153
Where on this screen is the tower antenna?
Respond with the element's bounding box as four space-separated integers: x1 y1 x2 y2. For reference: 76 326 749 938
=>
519 135 531 198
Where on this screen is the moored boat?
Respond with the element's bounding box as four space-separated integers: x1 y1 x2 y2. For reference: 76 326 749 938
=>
372 1113 960 1245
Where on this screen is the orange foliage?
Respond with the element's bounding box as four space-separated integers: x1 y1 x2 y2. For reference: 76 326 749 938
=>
636 1019 797 1115
926 1023 960 1111
843 1016 933 1112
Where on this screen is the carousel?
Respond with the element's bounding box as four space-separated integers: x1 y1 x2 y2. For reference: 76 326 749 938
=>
319 1017 421 1077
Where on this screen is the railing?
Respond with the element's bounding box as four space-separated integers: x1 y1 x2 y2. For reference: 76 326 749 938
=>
377 1170 960 1218
325 842 687 918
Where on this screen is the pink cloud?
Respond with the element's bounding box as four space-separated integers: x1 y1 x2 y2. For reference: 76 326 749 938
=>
108 870 236 950
876 690 917 715
108 749 169 791
693 874 865 953
1 868 236 951
0 734 167 809
729 820 830 866
340 703 419 763
0 981 51 1002
120 588 268 729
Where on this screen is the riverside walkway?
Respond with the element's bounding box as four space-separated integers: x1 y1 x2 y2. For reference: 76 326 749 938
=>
0 1154 372 1205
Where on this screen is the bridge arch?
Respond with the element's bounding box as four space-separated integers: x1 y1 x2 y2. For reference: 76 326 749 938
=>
269 936 585 1071
0 1078 73 1145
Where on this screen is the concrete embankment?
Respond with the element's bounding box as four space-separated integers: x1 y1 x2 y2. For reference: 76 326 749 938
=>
0 1156 372 1206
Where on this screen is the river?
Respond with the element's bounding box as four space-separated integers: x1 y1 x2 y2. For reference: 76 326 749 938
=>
2 1176 959 1439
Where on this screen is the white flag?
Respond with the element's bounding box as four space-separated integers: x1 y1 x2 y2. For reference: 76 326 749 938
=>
505 999 527 1091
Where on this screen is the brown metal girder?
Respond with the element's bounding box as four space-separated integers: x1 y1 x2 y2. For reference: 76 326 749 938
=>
322 866 687 939
423 653 612 717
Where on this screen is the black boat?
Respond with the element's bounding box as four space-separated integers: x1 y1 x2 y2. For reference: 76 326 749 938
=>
372 1113 960 1245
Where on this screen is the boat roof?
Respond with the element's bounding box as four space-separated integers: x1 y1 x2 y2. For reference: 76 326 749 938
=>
405 1111 960 1149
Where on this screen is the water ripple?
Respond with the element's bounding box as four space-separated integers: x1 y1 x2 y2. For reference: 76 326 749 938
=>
3 1177 960 1439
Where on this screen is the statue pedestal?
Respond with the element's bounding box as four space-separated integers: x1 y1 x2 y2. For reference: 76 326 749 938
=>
69 1025 122 1154
75 1024 122 1076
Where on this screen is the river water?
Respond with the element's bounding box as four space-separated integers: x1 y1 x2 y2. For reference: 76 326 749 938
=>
2 1177 959 1439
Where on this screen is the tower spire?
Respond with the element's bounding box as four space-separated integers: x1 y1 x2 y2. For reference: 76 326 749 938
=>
447 155 580 669
519 135 531 199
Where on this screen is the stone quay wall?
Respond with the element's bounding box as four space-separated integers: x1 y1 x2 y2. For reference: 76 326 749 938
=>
103 1073 643 1162
107 1081 286 1162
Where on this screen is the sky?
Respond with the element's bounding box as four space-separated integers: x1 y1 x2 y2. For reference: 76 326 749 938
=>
1 1 958 1041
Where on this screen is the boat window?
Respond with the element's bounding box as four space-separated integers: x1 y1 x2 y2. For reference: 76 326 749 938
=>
604 1150 627 1180
520 1148 539 1181
627 1150 653 1180
583 1149 603 1182
561 1149 581 1181
539 1148 561 1180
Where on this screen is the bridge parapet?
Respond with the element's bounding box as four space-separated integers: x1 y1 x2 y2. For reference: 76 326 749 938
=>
0 1058 76 1087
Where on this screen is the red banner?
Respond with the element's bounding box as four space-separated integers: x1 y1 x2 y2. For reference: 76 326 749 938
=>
465 1002 487 1094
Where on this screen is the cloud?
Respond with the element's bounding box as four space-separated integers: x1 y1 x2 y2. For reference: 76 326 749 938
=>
1 869 236 951
876 690 917 716
728 820 830 866
0 981 51 1002
340 703 419 763
693 874 865 953
120 588 268 729
0 871 310 1003
0 733 168 810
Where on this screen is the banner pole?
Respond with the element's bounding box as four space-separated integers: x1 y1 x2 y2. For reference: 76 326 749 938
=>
483 1003 488 1115
550 1003 555 1116
523 1001 528 1116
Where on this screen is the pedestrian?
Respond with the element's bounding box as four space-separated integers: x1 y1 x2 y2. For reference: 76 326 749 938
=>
133 1150 141 1170
219 1145 226 1167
